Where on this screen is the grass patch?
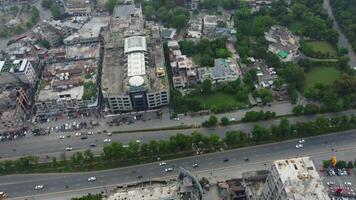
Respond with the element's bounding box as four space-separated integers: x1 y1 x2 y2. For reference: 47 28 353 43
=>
186 92 247 110
305 41 337 55
305 66 341 89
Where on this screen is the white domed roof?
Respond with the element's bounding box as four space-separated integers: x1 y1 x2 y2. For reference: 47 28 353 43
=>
129 76 144 87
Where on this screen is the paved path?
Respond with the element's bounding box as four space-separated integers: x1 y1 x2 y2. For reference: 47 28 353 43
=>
323 0 356 68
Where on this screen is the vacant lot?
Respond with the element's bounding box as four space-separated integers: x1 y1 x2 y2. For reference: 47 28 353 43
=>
305 41 337 55
305 66 341 89
186 92 247 110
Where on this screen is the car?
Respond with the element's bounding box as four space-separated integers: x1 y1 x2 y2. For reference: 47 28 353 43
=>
34 185 44 190
80 136 88 140
137 175 143 179
107 132 112 136
136 140 141 143
88 176 97 182
59 135 65 139
295 144 303 149
159 162 167 166
298 139 305 144
174 117 180 121
244 158 249 161
104 138 111 143
165 168 173 172
192 164 199 168
327 182 335 186
89 143 97 147
230 117 236 121
87 132 93 135
75 132 81 137
344 182 352 186
223 158 229 162
65 146 73 151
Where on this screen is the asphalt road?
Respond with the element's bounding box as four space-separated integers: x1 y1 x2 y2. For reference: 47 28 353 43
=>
2 129 356 199
1 110 355 160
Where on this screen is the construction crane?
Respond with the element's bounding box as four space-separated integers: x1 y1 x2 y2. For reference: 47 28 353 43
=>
331 156 337 167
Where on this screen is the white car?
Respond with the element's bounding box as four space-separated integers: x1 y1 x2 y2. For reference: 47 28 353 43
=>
107 132 112 136
65 146 73 151
344 182 352 186
104 138 111 143
59 135 65 139
165 168 173 172
159 162 167 166
295 144 303 149
136 140 141 143
174 117 180 121
75 132 81 137
87 131 93 135
193 163 199 168
88 176 97 182
230 117 236 121
327 182 335 186
34 185 44 190
298 139 305 144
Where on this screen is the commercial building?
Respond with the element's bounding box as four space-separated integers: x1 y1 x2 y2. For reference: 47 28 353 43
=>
265 25 300 62
198 58 241 84
63 0 92 16
63 17 109 45
102 35 169 113
101 4 169 113
35 58 100 115
259 157 330 200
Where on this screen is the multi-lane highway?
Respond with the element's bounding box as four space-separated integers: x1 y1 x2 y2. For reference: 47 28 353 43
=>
2 129 356 199
1 110 355 160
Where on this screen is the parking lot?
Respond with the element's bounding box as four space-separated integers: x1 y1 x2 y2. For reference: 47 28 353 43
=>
321 163 356 199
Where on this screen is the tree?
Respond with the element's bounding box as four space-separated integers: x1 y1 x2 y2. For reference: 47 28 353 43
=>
71 193 102 200
254 88 273 103
304 104 320 115
83 150 94 163
202 79 212 94
220 117 230 126
31 6 39 24
252 125 270 143
38 39 50 49
347 161 354 169
280 64 305 90
105 0 119 13
322 160 331 168
292 105 304 115
50 4 61 19
202 115 218 127
41 0 53 9
172 14 188 30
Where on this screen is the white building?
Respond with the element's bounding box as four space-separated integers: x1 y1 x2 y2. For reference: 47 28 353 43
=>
203 15 217 35
259 157 330 200
198 58 241 84
0 59 36 85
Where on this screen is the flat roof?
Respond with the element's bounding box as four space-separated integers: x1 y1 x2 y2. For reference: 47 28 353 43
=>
113 4 135 18
124 36 147 54
127 52 146 77
273 157 330 200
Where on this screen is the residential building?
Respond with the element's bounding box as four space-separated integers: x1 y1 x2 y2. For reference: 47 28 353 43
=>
167 40 198 89
265 25 300 62
203 15 218 35
259 157 330 200
63 0 92 16
0 59 36 85
198 58 241 84
161 28 177 40
110 4 144 35
0 107 25 134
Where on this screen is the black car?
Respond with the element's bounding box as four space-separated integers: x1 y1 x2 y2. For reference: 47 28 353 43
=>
89 143 97 147
81 136 88 140
244 158 249 161
223 158 229 162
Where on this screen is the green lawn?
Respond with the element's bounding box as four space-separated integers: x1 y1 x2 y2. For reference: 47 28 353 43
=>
305 41 337 55
186 92 246 110
305 66 341 89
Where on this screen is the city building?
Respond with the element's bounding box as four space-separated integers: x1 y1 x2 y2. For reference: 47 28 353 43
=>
63 17 109 45
198 58 241 84
63 0 92 16
110 4 144 35
161 28 177 40
203 15 218 35
259 157 330 200
35 58 100 115
168 40 198 89
265 25 300 62
102 35 169 113
0 59 36 85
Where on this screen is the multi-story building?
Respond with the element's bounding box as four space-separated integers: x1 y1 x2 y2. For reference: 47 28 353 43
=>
102 35 169 113
63 0 92 16
259 157 330 200
0 59 36 85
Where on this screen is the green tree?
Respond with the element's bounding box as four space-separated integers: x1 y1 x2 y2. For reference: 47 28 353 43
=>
41 0 53 9
50 4 61 18
202 79 212 94
38 39 50 49
347 161 354 169
105 0 119 13
220 117 230 126
323 160 331 168
254 88 273 103
31 6 40 24
292 105 304 115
